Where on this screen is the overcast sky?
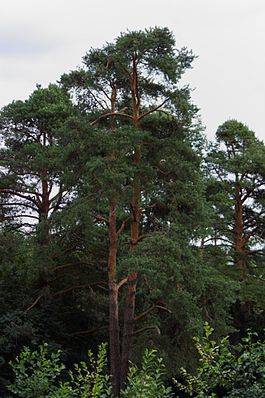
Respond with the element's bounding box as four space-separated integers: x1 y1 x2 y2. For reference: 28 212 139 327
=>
0 0 264 140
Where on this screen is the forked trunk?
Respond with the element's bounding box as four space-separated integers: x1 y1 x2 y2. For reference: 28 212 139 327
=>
120 62 141 386
120 148 141 386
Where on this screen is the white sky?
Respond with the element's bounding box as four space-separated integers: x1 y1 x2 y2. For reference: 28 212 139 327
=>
0 0 264 140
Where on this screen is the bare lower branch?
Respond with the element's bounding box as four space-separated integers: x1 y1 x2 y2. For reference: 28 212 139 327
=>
53 262 90 271
53 282 106 297
24 295 43 314
138 99 169 121
1 189 39 206
69 325 108 337
117 277 128 290
94 214 109 224
91 111 132 125
117 217 130 236
11 214 39 220
132 325 161 337
134 304 172 322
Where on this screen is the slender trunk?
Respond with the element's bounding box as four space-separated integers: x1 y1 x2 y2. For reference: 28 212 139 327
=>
120 172 139 386
37 178 50 245
130 144 141 248
120 271 137 387
234 184 252 322
200 237 205 258
109 281 120 396
108 200 121 396
120 157 140 385
234 184 246 278
121 58 140 385
100 86 122 395
35 178 51 297
38 132 50 245
121 145 141 387
42 179 50 217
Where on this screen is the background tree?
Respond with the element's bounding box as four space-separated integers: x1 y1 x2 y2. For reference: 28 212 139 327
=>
0 84 75 243
204 119 265 331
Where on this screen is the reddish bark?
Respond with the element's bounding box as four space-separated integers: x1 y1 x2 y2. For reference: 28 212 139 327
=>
120 272 138 387
109 281 121 396
94 52 169 392
233 183 253 323
120 55 141 387
108 199 121 396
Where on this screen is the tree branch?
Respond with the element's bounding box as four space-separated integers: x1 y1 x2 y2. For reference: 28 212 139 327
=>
2 202 37 211
11 214 39 220
1 189 39 206
69 325 108 337
53 262 90 271
90 111 133 126
132 325 161 337
117 277 128 291
134 304 172 322
94 214 109 224
24 295 43 314
138 99 169 121
117 217 130 236
53 282 106 297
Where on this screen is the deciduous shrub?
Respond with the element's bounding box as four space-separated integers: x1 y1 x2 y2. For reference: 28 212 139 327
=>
8 344 171 397
177 324 265 397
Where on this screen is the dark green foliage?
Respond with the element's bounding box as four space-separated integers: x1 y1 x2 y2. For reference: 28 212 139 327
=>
178 324 265 397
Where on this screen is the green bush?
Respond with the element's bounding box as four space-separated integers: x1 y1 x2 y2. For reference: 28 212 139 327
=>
121 349 172 398
177 323 265 397
8 344 172 398
8 343 112 398
8 329 264 397
8 344 65 397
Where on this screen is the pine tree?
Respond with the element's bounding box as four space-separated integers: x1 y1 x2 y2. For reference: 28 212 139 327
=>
60 27 216 393
205 120 265 328
0 84 75 243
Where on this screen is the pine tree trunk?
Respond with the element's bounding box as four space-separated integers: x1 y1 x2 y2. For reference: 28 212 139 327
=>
38 178 50 246
109 280 121 396
120 271 137 387
120 60 141 386
234 185 247 278
108 200 121 396
234 185 252 323
120 144 140 385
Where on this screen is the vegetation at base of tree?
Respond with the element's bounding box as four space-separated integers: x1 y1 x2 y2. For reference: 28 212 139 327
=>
7 326 265 397
0 27 264 397
7 343 171 397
